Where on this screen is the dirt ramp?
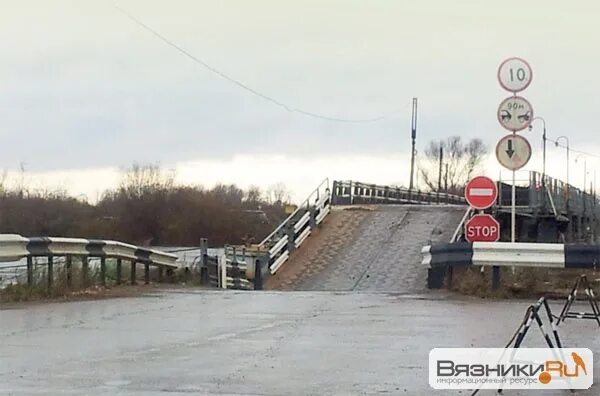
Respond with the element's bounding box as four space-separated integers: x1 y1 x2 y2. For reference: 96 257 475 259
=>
266 205 466 292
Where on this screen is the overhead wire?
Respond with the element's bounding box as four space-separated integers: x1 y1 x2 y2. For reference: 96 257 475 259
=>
115 5 411 123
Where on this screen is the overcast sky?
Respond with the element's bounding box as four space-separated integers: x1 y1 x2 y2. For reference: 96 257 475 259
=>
1 1 600 200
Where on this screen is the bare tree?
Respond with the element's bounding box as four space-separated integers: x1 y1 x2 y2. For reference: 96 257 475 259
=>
245 185 262 205
419 136 487 195
119 163 175 199
266 182 291 205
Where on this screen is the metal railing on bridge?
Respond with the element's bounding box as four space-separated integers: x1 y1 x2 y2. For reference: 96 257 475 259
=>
331 180 466 206
218 178 332 289
497 171 599 218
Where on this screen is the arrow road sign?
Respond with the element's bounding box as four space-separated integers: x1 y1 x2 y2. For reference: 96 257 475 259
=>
496 134 532 171
497 96 534 132
506 138 514 158
465 176 498 210
497 57 533 93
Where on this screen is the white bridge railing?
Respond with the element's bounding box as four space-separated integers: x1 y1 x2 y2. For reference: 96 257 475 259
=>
223 178 331 288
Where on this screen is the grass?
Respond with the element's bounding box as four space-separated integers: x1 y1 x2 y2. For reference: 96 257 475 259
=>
450 266 600 299
0 258 185 304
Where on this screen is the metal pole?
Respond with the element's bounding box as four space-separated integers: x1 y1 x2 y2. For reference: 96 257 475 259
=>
444 163 448 192
542 126 547 184
512 169 516 242
542 125 547 210
438 146 443 192
409 97 417 190
584 160 587 196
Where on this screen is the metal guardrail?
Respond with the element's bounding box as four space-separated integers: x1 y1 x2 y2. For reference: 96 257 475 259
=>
421 242 600 270
0 234 178 289
221 178 332 288
331 180 466 206
262 179 330 275
422 241 600 290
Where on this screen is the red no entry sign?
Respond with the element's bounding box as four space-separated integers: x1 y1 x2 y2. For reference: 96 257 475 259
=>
465 214 500 243
465 176 498 210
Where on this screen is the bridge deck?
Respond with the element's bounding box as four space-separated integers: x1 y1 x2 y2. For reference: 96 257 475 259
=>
266 205 466 292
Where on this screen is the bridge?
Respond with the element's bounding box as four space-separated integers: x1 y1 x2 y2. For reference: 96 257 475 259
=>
2 176 600 394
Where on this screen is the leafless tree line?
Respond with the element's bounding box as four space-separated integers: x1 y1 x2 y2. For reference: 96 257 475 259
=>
0 163 291 247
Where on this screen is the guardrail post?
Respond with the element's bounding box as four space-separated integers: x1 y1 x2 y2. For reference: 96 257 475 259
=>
253 256 264 290
130 260 137 285
82 255 89 287
144 263 150 284
199 238 208 283
286 225 296 255
492 266 501 290
27 256 33 286
100 257 106 286
47 255 53 290
66 255 72 288
116 258 122 285
230 250 241 289
331 181 338 205
218 254 227 289
309 205 318 229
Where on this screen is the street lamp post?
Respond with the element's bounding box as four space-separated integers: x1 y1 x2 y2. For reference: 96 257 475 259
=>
528 117 547 187
529 117 547 209
555 135 570 188
575 155 587 213
555 135 571 240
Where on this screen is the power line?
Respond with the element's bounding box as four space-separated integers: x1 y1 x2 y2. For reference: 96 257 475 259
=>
115 5 410 123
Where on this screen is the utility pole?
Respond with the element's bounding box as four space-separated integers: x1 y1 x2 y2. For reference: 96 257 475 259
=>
444 163 449 193
409 97 418 190
438 146 443 192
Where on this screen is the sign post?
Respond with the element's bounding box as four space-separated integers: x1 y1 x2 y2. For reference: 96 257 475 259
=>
497 57 534 243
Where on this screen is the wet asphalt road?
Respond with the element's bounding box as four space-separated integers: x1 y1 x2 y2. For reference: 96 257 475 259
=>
1 289 599 395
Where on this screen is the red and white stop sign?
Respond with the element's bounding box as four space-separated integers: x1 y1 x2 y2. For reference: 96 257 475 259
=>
465 214 500 243
465 176 498 210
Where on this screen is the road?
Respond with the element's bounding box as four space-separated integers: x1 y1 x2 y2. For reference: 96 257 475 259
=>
1 289 598 395
267 205 466 291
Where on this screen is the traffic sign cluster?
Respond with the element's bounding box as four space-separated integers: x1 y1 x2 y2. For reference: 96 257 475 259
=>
496 58 533 171
462 57 536 243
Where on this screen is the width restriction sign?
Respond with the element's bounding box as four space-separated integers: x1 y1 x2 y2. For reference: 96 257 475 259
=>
465 176 498 210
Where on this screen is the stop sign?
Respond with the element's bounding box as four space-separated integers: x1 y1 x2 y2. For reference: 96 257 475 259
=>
465 176 498 210
465 214 500 243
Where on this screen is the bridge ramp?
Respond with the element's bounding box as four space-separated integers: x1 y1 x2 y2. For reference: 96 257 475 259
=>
266 205 466 292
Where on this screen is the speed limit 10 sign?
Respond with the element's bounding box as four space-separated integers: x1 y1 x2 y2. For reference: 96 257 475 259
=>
497 57 533 93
